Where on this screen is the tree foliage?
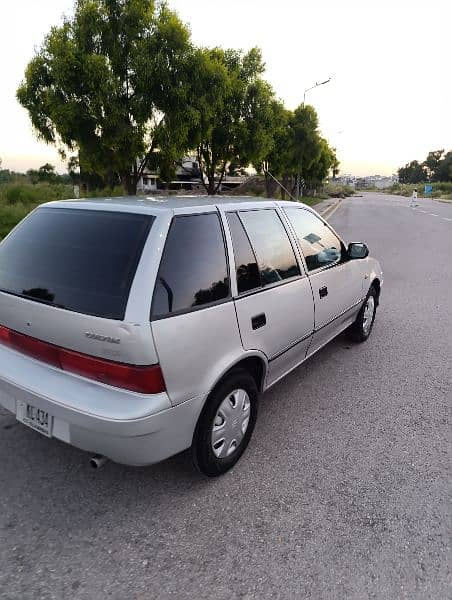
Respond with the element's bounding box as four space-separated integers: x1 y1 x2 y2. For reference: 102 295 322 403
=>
17 0 195 194
257 103 338 198
398 150 452 184
17 1 338 196
434 151 452 182
188 47 276 194
397 160 426 184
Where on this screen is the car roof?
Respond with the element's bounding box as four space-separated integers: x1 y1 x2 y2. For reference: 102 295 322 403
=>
42 195 315 215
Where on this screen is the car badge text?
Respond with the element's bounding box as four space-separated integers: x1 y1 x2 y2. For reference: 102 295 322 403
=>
85 332 121 344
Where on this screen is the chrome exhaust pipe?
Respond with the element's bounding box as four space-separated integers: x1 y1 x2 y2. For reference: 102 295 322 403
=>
89 454 108 469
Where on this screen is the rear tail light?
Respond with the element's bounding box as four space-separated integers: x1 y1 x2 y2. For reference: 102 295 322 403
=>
0 324 165 394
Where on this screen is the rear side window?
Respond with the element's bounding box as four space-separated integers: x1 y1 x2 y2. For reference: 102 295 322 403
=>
284 208 342 271
227 212 261 294
238 209 300 285
152 213 230 319
0 208 153 320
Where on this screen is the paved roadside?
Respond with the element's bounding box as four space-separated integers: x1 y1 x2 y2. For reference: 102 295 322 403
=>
312 196 345 218
361 191 452 222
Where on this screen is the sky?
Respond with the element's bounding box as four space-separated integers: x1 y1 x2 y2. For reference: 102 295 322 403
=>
0 0 450 176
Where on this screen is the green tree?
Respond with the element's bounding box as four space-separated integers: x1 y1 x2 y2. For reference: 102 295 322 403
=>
330 150 340 179
190 47 276 195
38 163 58 182
434 151 452 182
258 103 336 198
423 149 444 181
258 101 292 197
289 104 323 193
26 163 57 183
17 0 194 195
307 138 337 188
398 160 426 184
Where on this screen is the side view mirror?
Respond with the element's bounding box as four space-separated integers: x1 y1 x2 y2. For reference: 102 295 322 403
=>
348 242 369 259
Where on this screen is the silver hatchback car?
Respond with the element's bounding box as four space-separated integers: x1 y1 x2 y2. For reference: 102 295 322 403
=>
0 196 382 476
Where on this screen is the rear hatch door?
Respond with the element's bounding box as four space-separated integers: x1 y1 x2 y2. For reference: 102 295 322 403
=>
0 205 156 365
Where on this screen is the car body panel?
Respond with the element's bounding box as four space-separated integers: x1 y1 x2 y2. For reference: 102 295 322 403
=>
151 301 243 406
233 278 314 381
0 291 159 365
307 260 365 353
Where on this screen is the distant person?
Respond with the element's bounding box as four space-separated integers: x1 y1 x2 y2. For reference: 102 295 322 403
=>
410 188 418 207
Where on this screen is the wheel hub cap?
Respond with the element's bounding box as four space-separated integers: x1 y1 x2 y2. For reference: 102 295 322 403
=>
211 389 251 458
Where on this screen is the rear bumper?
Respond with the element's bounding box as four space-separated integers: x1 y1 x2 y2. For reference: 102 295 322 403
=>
0 345 204 466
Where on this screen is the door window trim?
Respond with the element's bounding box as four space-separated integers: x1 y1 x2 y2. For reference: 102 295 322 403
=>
150 211 232 321
226 211 262 295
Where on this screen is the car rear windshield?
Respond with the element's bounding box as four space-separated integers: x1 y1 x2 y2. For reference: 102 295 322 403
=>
0 207 153 320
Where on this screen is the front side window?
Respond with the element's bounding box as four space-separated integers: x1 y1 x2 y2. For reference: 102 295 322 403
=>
152 213 230 318
238 209 300 285
284 208 342 271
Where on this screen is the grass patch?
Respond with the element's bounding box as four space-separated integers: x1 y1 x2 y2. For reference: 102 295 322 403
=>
299 196 323 206
0 182 74 206
387 182 452 199
323 183 355 198
0 182 129 240
0 203 37 240
0 182 75 240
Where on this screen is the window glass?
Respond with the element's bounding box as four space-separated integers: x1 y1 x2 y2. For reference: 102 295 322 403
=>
227 212 261 294
0 208 153 320
285 208 342 271
238 210 300 285
152 213 230 318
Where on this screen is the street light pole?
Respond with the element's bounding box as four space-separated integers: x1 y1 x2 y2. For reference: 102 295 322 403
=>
302 77 331 106
297 77 332 200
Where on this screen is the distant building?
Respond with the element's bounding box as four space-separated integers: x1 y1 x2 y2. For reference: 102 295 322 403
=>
136 155 247 192
137 172 158 192
332 173 399 189
373 176 397 189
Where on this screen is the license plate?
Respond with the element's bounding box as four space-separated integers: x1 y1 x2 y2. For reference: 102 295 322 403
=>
17 401 53 437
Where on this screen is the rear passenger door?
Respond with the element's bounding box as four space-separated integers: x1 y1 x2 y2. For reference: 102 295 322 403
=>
151 212 243 406
226 208 315 387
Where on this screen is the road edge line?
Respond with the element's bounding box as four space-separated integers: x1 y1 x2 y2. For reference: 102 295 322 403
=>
321 197 344 220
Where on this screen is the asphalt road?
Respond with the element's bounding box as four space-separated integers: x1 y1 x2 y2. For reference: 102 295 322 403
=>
0 192 451 600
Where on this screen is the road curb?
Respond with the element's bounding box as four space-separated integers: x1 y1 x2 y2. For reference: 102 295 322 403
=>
320 197 344 220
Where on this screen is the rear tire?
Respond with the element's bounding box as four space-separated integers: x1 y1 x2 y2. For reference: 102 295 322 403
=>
192 369 259 477
348 285 377 343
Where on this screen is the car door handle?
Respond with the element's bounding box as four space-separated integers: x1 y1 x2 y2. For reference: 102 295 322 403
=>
251 313 266 330
319 286 328 298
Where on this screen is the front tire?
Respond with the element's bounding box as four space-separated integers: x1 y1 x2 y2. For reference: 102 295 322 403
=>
348 285 377 342
192 369 259 477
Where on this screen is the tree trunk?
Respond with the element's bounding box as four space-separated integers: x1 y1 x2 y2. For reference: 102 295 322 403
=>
127 178 137 195
264 172 278 198
207 176 216 195
213 162 227 195
121 171 137 196
106 167 115 189
282 175 292 200
265 171 271 197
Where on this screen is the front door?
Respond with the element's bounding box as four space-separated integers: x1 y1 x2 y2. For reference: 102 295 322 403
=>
283 207 364 354
225 209 315 387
